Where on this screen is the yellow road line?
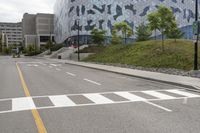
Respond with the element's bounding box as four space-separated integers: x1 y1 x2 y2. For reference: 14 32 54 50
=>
16 63 47 133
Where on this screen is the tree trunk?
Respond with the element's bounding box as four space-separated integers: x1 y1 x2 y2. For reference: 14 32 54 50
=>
154 29 157 40
161 30 164 51
124 30 127 44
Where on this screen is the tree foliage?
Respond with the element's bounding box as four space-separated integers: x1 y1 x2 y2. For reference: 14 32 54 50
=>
148 6 177 51
91 28 106 45
111 29 122 45
113 21 133 44
147 12 159 40
45 39 53 50
2 47 11 55
136 23 152 42
166 27 184 42
25 44 40 56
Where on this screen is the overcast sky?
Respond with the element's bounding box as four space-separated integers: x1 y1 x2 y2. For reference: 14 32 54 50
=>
0 0 56 22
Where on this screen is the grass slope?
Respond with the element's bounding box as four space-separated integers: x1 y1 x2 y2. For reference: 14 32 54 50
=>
84 40 200 70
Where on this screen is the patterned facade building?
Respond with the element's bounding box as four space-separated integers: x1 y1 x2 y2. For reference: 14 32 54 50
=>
54 0 196 44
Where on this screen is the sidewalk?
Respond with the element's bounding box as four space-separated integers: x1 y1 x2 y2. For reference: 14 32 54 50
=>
48 58 200 90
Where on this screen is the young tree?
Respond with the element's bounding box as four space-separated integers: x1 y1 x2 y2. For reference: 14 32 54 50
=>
91 28 106 45
166 24 184 42
45 39 53 50
147 12 159 40
2 47 11 55
26 45 35 55
148 6 177 51
111 29 122 45
113 21 133 44
135 23 152 42
158 6 177 51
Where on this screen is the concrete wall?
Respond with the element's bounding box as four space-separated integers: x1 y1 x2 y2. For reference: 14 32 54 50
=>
22 13 36 36
36 14 54 35
22 13 54 49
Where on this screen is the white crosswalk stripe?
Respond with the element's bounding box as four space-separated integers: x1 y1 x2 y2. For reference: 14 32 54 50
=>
114 92 146 101
84 94 114 104
166 90 200 97
27 64 39 67
0 89 199 114
12 97 36 111
49 95 76 107
142 91 175 99
50 64 57 67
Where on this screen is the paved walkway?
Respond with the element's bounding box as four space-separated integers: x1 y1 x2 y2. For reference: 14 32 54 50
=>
46 58 200 90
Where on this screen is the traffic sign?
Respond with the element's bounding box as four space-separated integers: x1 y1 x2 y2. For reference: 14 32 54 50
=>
193 21 200 35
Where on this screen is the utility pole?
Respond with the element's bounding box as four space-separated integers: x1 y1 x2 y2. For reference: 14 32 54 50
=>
49 20 52 53
77 19 80 61
49 31 52 53
194 0 199 70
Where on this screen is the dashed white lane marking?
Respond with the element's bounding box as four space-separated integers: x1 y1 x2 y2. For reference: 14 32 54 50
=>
50 64 57 67
19 62 42 64
84 79 101 86
144 101 172 112
12 97 36 111
49 95 76 107
167 90 199 97
27 64 39 67
84 94 114 104
114 92 146 101
66 72 76 76
56 68 61 71
143 91 175 99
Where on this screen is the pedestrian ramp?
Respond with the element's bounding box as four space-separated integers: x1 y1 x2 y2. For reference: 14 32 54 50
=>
0 89 199 114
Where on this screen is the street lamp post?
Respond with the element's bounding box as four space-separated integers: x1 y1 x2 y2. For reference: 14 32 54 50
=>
194 0 199 70
76 19 80 61
35 36 37 56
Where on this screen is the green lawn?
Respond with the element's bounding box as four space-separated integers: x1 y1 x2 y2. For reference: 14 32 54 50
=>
84 40 200 70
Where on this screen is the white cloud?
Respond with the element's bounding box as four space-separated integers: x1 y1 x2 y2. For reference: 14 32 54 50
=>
0 0 56 22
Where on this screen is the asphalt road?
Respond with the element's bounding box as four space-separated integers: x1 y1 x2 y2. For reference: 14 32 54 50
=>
0 56 200 133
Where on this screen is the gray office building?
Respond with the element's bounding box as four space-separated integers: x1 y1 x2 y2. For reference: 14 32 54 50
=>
0 22 22 47
22 13 54 49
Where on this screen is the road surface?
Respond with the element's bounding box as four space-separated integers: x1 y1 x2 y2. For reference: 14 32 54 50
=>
0 56 200 133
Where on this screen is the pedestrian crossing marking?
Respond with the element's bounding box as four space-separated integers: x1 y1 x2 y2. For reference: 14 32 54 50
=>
27 64 39 67
50 64 57 67
142 91 175 99
166 90 199 97
49 95 76 107
12 97 36 111
26 63 62 67
0 89 199 114
84 94 114 104
114 92 146 101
